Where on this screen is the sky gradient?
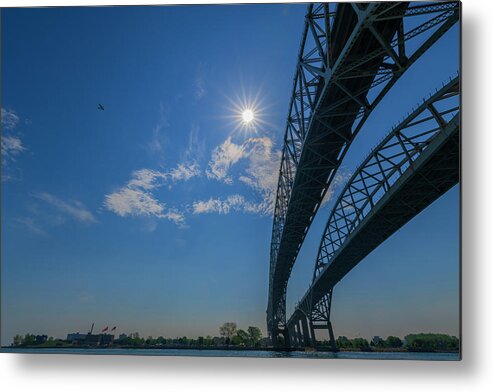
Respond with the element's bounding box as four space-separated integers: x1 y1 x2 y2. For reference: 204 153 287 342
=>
1 4 460 346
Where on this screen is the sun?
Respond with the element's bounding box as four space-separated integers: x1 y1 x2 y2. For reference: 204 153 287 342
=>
221 82 274 137
242 109 254 124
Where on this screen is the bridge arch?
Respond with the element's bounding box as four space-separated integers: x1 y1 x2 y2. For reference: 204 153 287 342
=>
287 76 460 347
268 1 460 344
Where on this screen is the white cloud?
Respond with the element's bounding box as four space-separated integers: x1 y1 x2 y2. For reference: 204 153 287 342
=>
184 124 205 163
34 192 97 224
147 103 168 155
320 169 352 207
104 187 165 218
202 135 281 216
104 162 196 226
1 108 19 130
127 169 166 190
125 164 200 191
2 108 27 181
206 136 246 184
191 194 272 216
238 137 281 215
168 163 201 182
162 209 186 226
1 135 26 163
14 217 47 236
192 194 246 215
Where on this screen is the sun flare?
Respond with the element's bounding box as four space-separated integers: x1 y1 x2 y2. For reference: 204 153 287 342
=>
221 83 275 137
242 109 254 123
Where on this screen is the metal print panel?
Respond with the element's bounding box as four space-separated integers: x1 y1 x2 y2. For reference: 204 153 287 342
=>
0 2 461 360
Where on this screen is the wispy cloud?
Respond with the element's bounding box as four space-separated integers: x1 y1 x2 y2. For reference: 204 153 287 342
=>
206 136 249 184
169 163 201 182
105 187 166 218
1 135 26 164
204 136 281 215
184 124 205 163
34 192 98 224
237 137 280 215
320 168 352 207
1 108 19 130
147 103 168 156
192 194 246 215
194 62 206 101
104 162 199 226
191 194 272 216
13 217 47 236
2 108 27 179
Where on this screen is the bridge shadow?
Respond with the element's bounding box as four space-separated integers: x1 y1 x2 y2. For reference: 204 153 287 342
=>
7 13 480 385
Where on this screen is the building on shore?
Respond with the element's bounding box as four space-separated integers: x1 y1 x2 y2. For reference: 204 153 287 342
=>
66 332 114 346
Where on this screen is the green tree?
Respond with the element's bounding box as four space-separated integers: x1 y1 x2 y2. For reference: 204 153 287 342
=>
385 336 403 348
219 322 237 345
23 334 36 346
247 326 262 347
336 336 351 349
13 334 23 346
404 333 459 351
234 329 249 346
351 338 369 350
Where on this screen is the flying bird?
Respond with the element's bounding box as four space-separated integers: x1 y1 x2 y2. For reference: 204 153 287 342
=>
98 104 105 111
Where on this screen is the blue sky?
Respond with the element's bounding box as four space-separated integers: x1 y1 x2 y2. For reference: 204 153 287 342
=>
1 4 459 345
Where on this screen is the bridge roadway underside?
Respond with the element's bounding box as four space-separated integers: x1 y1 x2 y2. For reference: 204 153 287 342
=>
271 3 409 325
288 115 459 338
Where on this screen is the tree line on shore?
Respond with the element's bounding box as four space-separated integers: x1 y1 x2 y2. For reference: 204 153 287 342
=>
331 333 459 351
11 322 266 348
11 324 459 352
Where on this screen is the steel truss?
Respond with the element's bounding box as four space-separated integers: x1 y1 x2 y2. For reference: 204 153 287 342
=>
287 76 460 347
268 1 460 344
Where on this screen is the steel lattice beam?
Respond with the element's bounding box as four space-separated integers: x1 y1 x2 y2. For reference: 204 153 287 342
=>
287 76 460 337
267 1 460 345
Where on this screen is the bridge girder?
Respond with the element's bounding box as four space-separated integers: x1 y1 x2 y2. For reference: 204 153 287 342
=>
268 1 460 345
287 76 460 336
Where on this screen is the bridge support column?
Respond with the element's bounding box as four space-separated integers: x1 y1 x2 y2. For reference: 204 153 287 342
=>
293 324 299 347
309 320 316 347
296 321 303 347
327 320 337 352
300 316 313 347
282 328 290 348
290 325 296 347
325 289 337 351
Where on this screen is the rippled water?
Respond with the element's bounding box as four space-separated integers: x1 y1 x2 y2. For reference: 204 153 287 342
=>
1 348 460 360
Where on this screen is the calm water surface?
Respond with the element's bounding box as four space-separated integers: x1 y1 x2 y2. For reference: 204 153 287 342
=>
2 348 460 360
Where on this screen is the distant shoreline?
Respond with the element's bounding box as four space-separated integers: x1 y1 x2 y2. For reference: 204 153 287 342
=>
1 345 459 354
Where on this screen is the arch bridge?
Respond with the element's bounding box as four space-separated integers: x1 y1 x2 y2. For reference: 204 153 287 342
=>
267 1 460 345
286 76 460 348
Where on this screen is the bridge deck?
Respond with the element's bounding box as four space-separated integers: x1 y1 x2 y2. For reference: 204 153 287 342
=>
290 114 459 320
271 2 408 311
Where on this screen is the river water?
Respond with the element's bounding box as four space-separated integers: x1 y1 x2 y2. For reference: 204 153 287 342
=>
1 348 460 360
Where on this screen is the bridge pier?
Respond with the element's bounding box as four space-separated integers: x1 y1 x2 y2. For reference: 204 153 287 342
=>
296 321 303 347
289 325 297 347
300 315 313 347
271 328 290 348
